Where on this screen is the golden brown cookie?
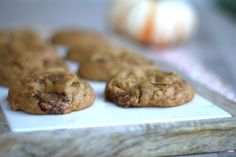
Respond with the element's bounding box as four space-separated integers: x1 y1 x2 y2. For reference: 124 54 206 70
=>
7 71 95 114
67 43 122 64
51 29 107 47
0 50 44 86
0 42 68 87
0 31 8 49
105 69 195 107
8 41 68 70
0 29 44 49
78 49 155 81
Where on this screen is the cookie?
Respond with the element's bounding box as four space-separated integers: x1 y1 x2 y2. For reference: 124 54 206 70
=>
9 41 68 70
7 71 95 114
78 49 155 81
51 29 107 47
0 29 44 49
0 43 68 87
105 69 195 107
0 50 44 86
67 43 121 64
0 31 9 49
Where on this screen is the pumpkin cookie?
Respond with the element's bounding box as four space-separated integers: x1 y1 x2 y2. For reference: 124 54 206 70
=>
7 71 95 114
105 69 195 107
0 50 44 86
78 49 155 81
8 41 68 70
0 43 68 87
67 44 121 64
0 29 44 49
51 29 107 47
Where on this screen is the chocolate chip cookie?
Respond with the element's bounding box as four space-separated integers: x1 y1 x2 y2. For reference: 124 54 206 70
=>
105 69 195 107
7 71 95 114
78 49 155 81
51 29 107 47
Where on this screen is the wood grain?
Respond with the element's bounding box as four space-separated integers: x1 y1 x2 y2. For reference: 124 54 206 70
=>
0 118 236 157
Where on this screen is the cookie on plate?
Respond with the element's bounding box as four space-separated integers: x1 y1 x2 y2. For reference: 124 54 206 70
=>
0 43 68 87
105 69 195 107
67 43 121 64
8 41 68 70
78 49 155 81
7 71 95 114
0 50 44 86
0 29 44 49
51 29 107 47
66 41 111 63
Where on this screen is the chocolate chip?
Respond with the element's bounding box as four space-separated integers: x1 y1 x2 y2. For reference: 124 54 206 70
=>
43 59 50 66
72 81 79 87
12 61 23 70
94 58 105 62
34 92 70 114
48 74 62 84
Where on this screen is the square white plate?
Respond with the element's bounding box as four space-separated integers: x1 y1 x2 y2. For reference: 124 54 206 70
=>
0 81 231 132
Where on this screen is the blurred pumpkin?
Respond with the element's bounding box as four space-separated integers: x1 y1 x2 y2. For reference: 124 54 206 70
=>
110 0 197 47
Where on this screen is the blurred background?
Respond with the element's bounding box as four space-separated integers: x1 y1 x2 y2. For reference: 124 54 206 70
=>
0 0 236 99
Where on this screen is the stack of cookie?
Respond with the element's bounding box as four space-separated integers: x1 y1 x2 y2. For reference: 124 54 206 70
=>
0 30 68 86
1 29 95 114
2 28 194 115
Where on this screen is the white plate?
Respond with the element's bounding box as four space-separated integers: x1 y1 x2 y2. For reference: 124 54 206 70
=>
0 46 231 132
0 81 231 132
